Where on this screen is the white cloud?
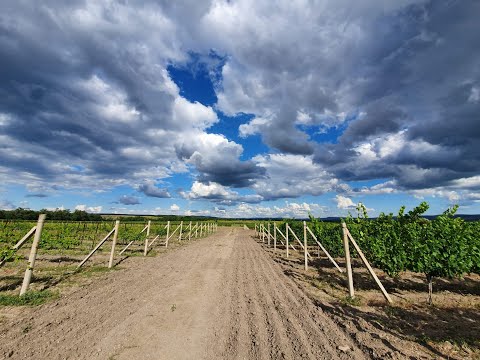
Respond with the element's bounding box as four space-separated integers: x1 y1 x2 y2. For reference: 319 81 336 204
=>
75 204 103 213
252 154 345 199
335 195 356 209
170 204 180 211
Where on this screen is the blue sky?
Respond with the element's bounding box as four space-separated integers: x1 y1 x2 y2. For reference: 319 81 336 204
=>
1 1 479 218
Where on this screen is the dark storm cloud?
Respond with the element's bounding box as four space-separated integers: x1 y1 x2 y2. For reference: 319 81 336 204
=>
175 137 266 188
308 0 480 190
339 101 405 145
195 162 265 188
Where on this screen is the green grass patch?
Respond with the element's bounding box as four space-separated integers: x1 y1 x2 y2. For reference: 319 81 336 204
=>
0 290 58 306
341 295 362 307
76 265 120 277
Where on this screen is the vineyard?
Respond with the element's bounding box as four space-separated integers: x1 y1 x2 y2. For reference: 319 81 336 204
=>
0 218 217 299
279 202 480 301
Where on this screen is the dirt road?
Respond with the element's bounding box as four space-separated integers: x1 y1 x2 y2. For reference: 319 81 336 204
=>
0 228 367 359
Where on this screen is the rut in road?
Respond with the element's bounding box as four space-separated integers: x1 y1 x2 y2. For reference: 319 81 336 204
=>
210 228 366 360
0 227 367 360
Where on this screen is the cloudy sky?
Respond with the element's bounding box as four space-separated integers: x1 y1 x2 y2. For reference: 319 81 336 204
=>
1 0 479 218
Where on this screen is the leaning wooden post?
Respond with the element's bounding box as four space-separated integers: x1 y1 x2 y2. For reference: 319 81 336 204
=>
304 221 308 271
179 221 183 241
286 223 289 258
144 220 151 256
20 214 46 296
346 229 393 304
108 220 120 268
342 222 355 298
195 222 199 238
200 223 203 237
273 222 277 253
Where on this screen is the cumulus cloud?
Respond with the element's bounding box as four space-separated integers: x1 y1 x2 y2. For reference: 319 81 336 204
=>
137 181 171 198
75 204 103 213
170 204 180 211
176 133 265 187
252 154 348 200
118 195 140 205
181 181 263 205
335 195 357 210
225 201 327 219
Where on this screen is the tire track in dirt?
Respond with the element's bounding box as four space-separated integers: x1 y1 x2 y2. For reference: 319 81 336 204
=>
256 243 366 359
211 228 367 360
247 233 361 359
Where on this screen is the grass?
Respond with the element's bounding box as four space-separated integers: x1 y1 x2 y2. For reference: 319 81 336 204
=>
0 290 58 306
341 295 362 306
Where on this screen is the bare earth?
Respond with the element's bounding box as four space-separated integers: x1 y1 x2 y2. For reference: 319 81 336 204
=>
0 228 408 359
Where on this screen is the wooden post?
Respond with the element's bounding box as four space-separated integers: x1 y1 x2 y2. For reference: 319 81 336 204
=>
188 221 192 241
346 229 393 304
20 214 46 296
286 223 289 258
195 222 198 238
200 223 203 237
273 222 277 253
267 223 271 246
255 224 257 238
144 220 151 256
179 221 183 241
342 222 354 298
304 221 308 271
108 220 120 268
166 221 170 248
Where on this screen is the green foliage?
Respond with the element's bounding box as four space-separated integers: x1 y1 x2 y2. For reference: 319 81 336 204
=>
303 202 480 281
0 290 58 306
409 205 473 279
0 246 21 263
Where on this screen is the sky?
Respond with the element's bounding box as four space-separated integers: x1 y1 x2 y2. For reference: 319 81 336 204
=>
0 0 479 219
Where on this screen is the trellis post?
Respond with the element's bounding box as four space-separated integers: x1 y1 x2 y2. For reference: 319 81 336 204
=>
286 223 289 258
144 220 151 256
304 221 308 271
268 223 271 246
108 220 120 268
273 222 277 253
166 221 170 248
342 222 354 298
20 214 46 296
